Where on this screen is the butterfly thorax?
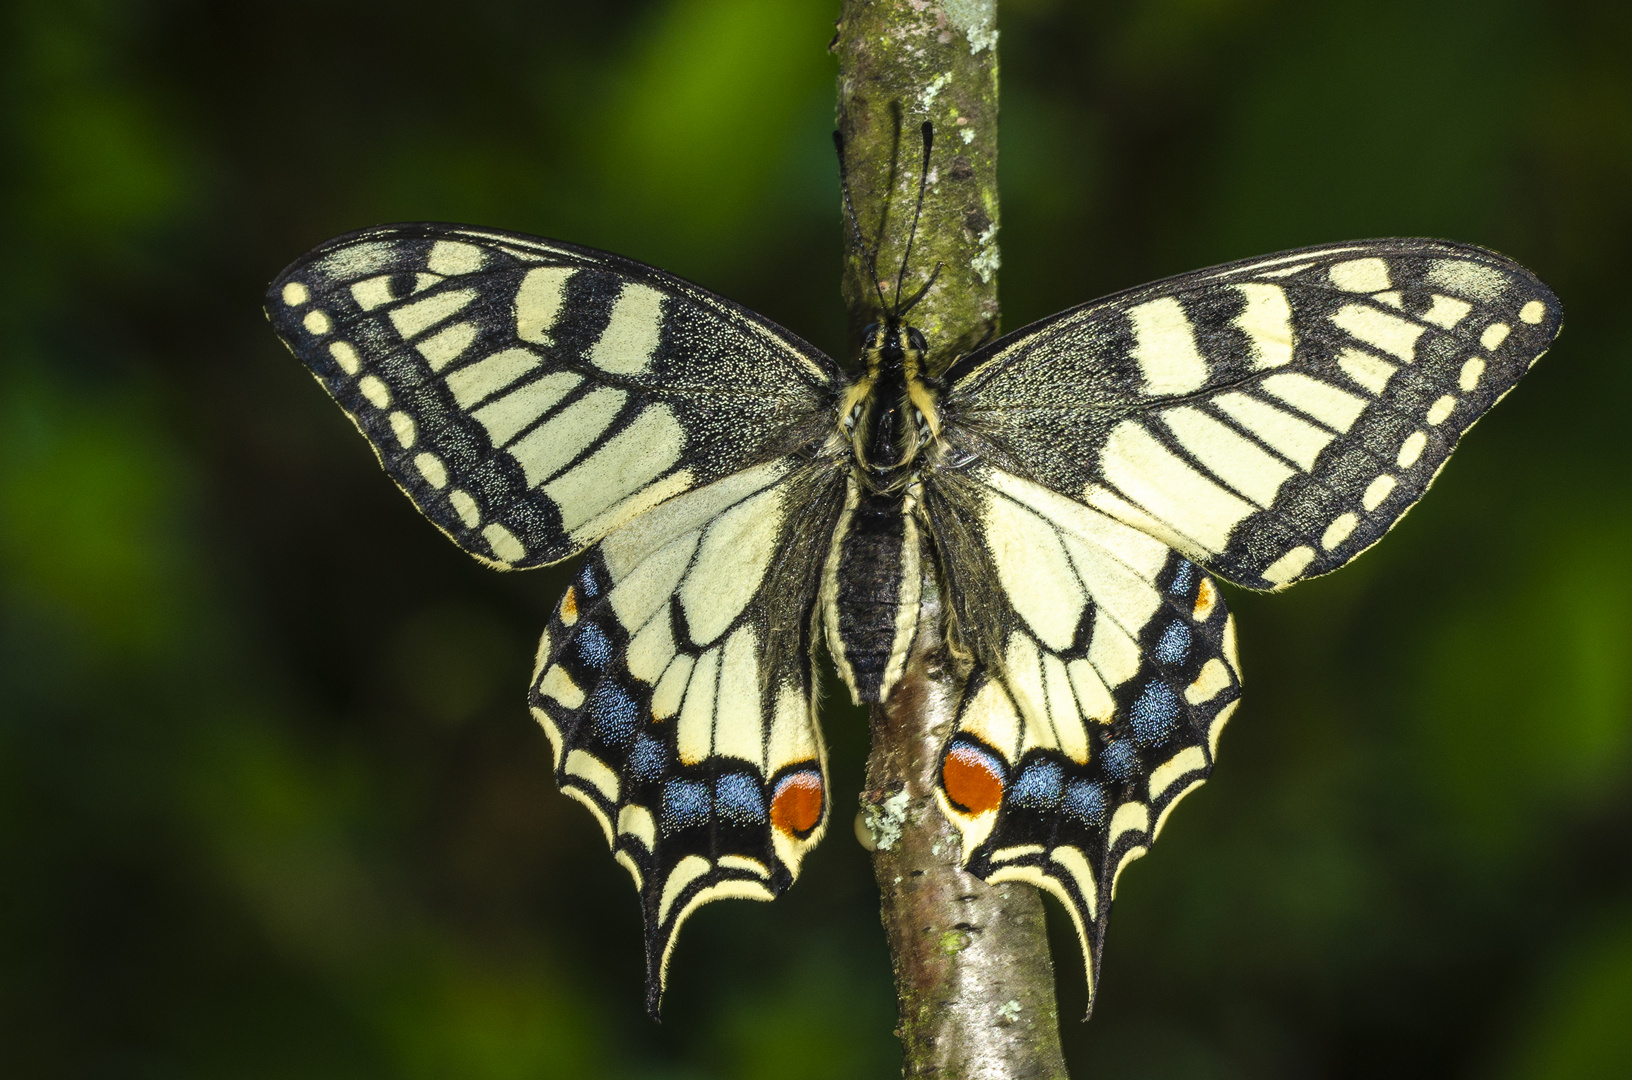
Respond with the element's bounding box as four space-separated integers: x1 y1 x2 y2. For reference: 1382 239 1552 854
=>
839 321 942 493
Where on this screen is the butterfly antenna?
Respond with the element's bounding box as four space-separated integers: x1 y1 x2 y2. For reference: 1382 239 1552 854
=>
892 121 935 316
833 129 889 314
897 260 943 317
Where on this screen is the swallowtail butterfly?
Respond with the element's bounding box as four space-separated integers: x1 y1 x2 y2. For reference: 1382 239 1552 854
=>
266 128 1560 1017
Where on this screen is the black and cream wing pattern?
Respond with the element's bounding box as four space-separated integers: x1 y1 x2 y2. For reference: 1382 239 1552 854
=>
268 223 1560 1020
265 225 849 1013
926 239 1560 1005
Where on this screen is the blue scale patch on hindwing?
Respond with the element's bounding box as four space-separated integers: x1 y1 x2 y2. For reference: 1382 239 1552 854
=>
1063 779 1107 828
714 772 768 826
1011 758 1066 811
661 778 712 835
1129 679 1182 747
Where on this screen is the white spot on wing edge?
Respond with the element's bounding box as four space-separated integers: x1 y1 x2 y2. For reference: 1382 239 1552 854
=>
483 522 526 563
1427 395 1457 425
1108 802 1149 848
427 239 486 275
565 748 619 803
357 375 391 408
303 309 332 335
1397 430 1428 468
329 341 361 374
1149 746 1208 800
414 452 448 489
281 281 309 306
1459 356 1486 391
1362 475 1397 512
537 665 583 710
449 488 480 528
1519 300 1545 324
1328 258 1390 293
1261 545 1316 587
1183 659 1232 705
1321 512 1359 551
389 411 416 447
618 805 657 850
658 854 712 925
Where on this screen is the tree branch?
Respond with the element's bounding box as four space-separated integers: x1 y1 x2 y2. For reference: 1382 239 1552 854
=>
834 4 1069 1077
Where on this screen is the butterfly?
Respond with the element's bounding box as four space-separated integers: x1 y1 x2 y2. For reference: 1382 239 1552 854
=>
265 130 1560 1018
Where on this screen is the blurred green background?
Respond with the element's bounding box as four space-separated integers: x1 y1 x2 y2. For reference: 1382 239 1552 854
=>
2 0 1629 1076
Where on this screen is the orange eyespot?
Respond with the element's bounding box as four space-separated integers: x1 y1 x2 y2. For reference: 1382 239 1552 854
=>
942 741 1005 815
771 769 824 837
1193 578 1218 622
559 586 578 625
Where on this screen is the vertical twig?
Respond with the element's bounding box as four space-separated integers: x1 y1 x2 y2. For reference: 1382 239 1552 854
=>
833 4 1070 1077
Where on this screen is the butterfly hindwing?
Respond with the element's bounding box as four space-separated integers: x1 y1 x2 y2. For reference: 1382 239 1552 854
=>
265 224 841 570
925 465 1240 1011
942 239 1563 590
529 456 846 1015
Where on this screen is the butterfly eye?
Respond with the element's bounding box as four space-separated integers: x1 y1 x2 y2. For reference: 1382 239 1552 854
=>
862 322 881 348
907 328 927 352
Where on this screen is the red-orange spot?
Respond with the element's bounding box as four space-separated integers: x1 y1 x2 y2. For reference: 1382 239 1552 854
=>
1193 578 1218 622
942 743 1004 815
771 770 824 837
559 586 578 625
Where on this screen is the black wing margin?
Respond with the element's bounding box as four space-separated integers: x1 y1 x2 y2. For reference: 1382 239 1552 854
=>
266 224 842 570
942 239 1562 590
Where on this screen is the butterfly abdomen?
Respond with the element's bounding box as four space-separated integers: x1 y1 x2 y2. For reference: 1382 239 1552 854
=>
821 480 923 703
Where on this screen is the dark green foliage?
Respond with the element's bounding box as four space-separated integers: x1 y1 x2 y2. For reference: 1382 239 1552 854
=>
1 0 1629 1076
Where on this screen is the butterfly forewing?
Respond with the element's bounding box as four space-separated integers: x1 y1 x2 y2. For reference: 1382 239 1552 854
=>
266 224 841 570
944 239 1562 590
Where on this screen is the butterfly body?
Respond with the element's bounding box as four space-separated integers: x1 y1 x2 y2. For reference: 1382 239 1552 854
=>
825 321 942 704
267 223 1560 1017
